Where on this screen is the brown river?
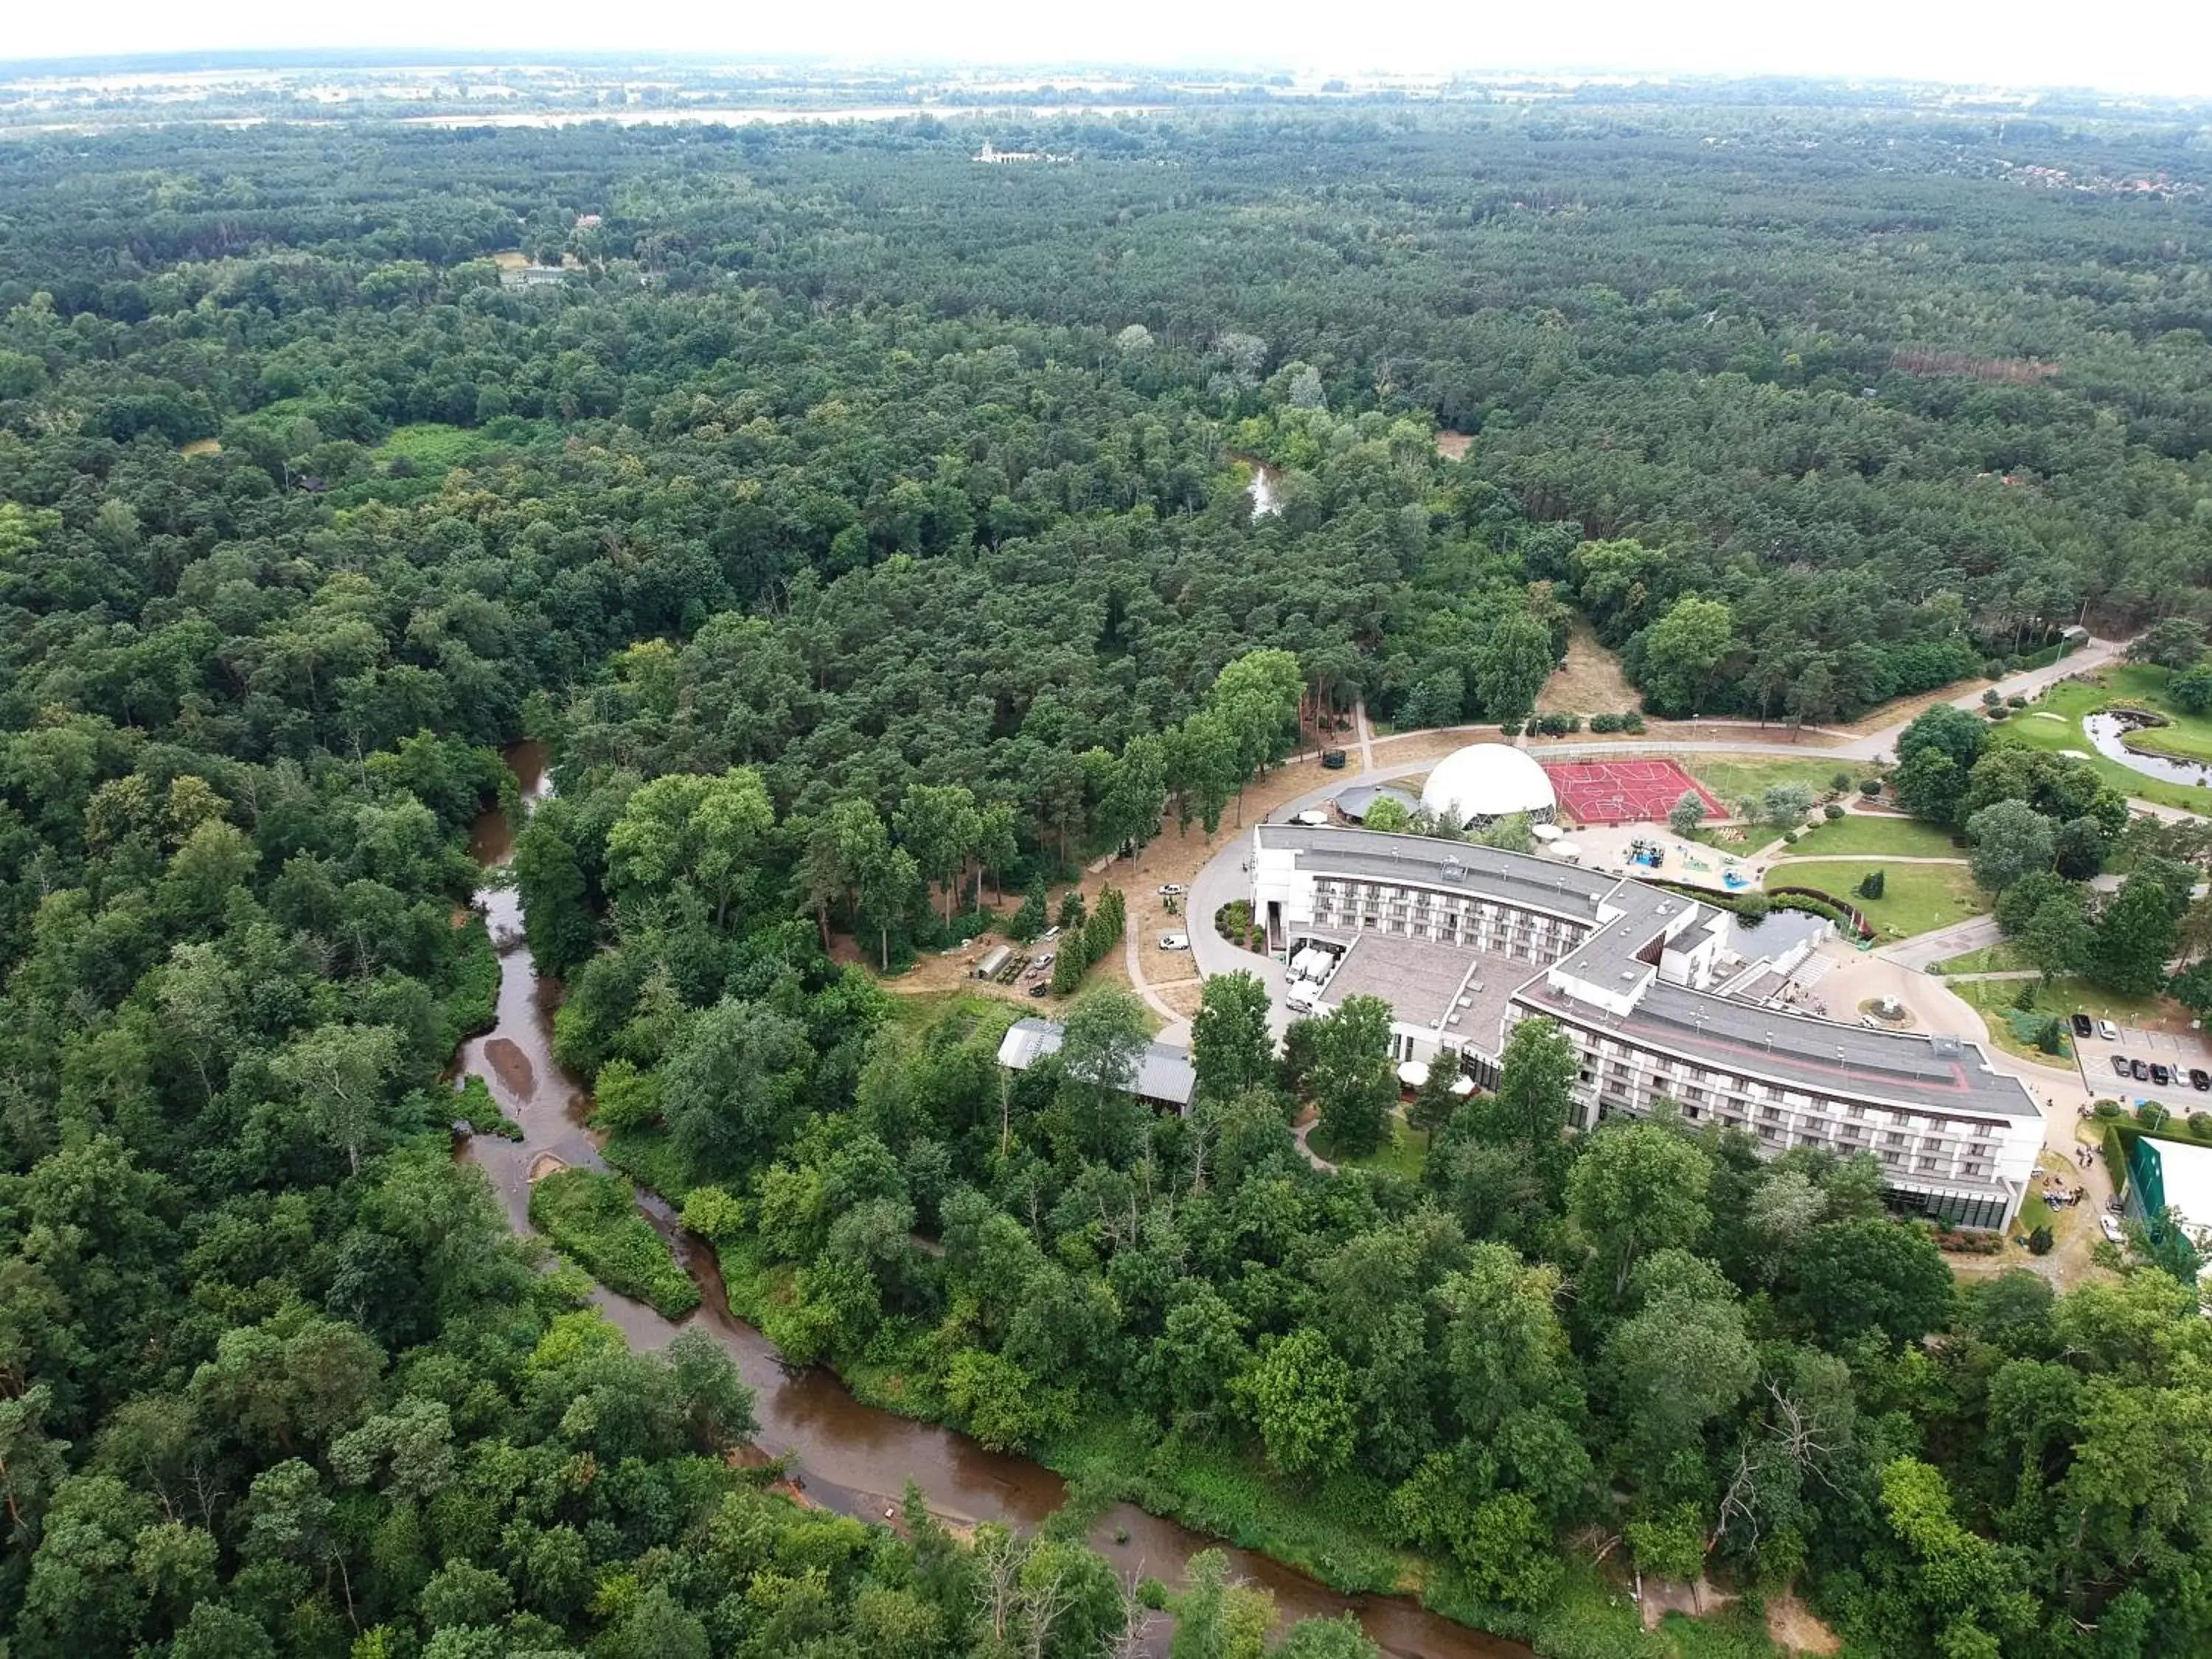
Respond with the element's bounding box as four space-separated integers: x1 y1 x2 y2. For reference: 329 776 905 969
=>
456 743 1527 1659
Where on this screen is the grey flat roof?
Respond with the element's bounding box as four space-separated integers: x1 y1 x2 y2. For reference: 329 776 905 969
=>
1259 822 1618 920
1551 877 1713 984
997 1018 1197 1108
1316 933 1526 1033
1514 978 2040 1123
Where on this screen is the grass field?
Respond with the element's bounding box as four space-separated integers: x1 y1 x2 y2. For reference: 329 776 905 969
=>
378 421 502 471
1998 672 2212 812
1686 754 1875 812
880 989 1028 1040
2095 664 2212 761
1310 1115 1429 1180
1952 975 2170 1066
1781 813 1963 859
1931 941 2031 975
1768 858 1982 939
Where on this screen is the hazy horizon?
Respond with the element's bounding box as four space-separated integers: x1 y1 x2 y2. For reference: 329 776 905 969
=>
4 0 2211 102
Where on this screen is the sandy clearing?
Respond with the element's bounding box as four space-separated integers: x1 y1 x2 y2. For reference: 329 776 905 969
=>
1433 430 1472 460
1537 616 1639 714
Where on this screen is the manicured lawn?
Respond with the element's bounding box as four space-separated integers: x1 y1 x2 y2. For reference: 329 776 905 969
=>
1997 673 2212 812
1952 975 2172 1068
1309 1116 1430 1179
1687 754 1875 811
1783 813 1964 860
2096 664 2212 762
1931 941 2031 975
880 990 1026 1040
1768 858 1983 940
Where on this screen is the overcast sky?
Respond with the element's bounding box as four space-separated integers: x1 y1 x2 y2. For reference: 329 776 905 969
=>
7 0 2211 100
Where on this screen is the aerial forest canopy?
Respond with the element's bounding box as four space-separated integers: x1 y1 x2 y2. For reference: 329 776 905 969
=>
3 99 2212 1659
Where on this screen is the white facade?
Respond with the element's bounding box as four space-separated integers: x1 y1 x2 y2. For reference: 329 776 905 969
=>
1251 823 2044 1230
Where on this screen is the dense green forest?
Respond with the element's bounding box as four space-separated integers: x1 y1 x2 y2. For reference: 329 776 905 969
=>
4 100 2212 1659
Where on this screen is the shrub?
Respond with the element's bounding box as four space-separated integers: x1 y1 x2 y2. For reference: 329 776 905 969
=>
1984 659 2006 679
2007 694 2028 708
1050 945 1085 995
1497 720 1522 738
2138 1102 2171 1131
2094 1099 2123 1119
1987 706 2010 720
1857 869 1885 900
2192 1113 2212 1140
2013 979 2037 1012
529 1169 700 1319
1830 771 1853 793
1823 802 1846 820
1621 711 1646 733
681 1185 748 1242
1982 689 2003 707
1588 712 1621 734
1783 830 1800 844
1009 884 1048 942
2028 1225 2054 1256
591 1060 663 1133
1860 777 1883 797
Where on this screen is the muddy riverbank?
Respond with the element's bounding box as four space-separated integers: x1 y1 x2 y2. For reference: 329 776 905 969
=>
453 744 1530 1659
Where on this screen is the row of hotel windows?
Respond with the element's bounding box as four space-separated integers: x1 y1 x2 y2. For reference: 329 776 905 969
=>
1310 885 1588 959
1562 1037 2003 1178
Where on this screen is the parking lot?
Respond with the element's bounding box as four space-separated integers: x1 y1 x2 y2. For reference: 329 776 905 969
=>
2074 1020 2212 1113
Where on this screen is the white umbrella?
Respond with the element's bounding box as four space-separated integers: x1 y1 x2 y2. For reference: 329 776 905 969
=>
1397 1060 1430 1088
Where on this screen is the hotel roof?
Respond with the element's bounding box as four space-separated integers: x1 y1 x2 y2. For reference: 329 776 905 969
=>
1514 976 2039 1122
1265 822 2039 1126
1257 822 1617 917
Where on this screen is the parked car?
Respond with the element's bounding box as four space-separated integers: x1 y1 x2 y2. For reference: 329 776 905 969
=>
1040 925 1061 942
1028 982 1049 998
2112 1055 2134 1078
1321 749 1348 770
2131 1058 2150 1081
2070 1013 2093 1037
2099 1019 2121 1041
1293 809 1331 827
2191 1068 2210 1091
2101 1214 2126 1245
2153 1063 2174 1087
1155 884 1184 897
1158 932 1190 951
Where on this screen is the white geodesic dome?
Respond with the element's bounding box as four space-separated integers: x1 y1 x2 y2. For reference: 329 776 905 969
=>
1418 744 1557 828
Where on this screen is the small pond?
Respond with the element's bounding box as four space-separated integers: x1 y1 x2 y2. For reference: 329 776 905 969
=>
2082 710 2212 789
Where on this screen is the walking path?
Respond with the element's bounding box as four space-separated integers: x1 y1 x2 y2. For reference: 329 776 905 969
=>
1771 854 1969 866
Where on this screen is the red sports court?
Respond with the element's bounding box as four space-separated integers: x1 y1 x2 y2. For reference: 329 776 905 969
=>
1543 758 1723 827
